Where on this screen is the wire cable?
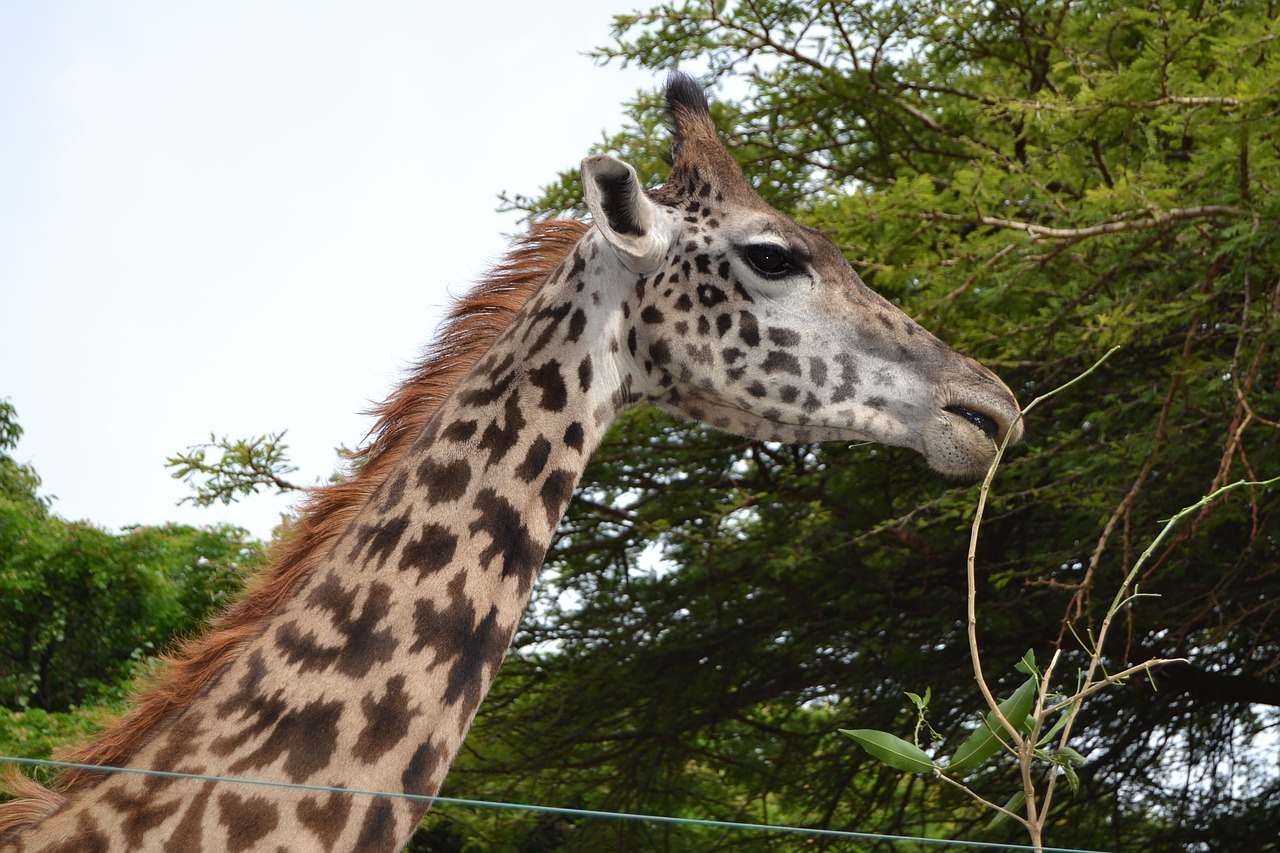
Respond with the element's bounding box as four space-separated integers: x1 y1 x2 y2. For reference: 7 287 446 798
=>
0 755 1113 852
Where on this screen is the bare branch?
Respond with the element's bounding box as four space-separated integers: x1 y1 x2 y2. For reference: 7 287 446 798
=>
924 206 1239 241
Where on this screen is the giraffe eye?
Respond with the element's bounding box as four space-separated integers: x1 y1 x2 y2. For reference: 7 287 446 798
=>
744 244 797 278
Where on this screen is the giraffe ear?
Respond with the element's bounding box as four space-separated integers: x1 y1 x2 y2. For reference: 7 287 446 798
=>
582 155 669 274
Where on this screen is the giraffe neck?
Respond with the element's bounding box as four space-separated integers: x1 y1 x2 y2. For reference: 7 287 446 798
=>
7 232 639 852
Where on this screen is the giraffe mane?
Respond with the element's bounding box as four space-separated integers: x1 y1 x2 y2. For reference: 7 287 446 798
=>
0 218 591 829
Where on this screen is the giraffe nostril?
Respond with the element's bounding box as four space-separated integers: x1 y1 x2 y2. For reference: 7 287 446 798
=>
944 405 999 440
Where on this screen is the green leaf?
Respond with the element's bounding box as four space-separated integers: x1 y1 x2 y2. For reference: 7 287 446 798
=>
987 790 1027 830
1055 745 1087 766
840 729 936 774
948 678 1038 771
1062 761 1081 796
1015 649 1038 678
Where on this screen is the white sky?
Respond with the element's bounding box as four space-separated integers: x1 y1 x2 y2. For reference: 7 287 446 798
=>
1 1 657 540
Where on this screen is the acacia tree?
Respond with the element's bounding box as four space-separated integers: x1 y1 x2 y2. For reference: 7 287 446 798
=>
415 1 1279 849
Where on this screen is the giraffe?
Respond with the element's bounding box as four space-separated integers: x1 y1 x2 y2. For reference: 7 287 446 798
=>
0 73 1023 851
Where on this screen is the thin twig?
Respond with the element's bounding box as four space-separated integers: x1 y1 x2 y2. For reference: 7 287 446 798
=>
933 770 1031 829
964 347 1120 846
1043 658 1188 714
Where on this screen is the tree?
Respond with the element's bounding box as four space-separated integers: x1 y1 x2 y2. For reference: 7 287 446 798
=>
0 401 44 509
0 403 263 713
424 1 1279 849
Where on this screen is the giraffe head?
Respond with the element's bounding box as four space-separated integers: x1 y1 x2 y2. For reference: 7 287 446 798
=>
581 73 1022 477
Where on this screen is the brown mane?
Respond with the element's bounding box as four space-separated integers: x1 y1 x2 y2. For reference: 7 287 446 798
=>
0 218 591 829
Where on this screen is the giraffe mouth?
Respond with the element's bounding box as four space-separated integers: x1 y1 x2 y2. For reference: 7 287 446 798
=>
943 405 999 439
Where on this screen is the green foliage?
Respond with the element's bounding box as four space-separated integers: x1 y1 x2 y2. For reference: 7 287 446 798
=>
0 703 124 764
419 1 1280 849
0 405 262 712
166 431 302 507
840 729 937 774
0 400 45 510
946 676 1038 773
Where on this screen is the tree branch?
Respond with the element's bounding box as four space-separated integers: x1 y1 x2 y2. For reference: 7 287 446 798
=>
924 206 1240 241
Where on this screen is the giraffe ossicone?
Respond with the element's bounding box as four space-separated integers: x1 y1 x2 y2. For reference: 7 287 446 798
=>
0 72 1021 852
